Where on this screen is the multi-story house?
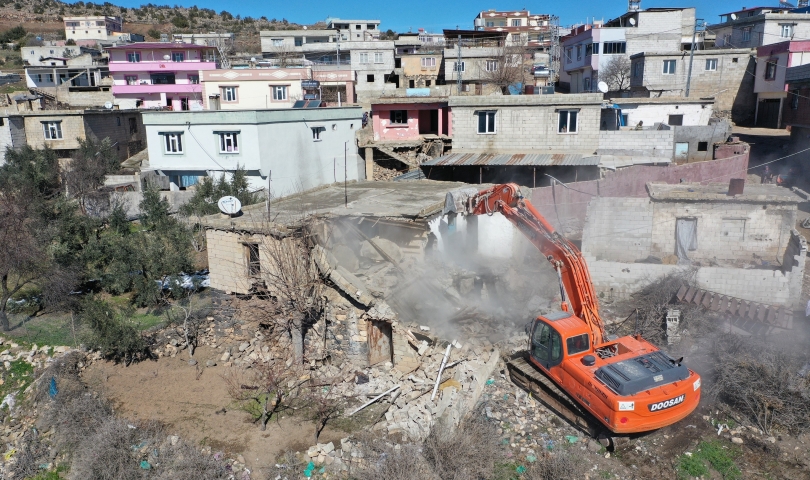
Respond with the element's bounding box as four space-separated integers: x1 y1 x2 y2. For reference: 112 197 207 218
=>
141 108 363 194
561 7 695 93
629 49 756 120
63 16 123 42
473 9 552 50
260 18 381 65
351 41 396 102
107 42 219 110
442 30 515 95
753 40 810 128
782 63 810 151
172 33 234 47
710 6 810 48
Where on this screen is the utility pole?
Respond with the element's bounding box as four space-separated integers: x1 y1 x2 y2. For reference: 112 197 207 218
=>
685 19 704 97
455 34 463 94
336 29 341 67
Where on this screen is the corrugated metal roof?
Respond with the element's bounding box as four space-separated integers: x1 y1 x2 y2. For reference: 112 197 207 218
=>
422 152 600 167
392 169 426 181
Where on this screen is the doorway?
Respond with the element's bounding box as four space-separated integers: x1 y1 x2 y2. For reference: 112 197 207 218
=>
367 320 392 366
757 99 780 128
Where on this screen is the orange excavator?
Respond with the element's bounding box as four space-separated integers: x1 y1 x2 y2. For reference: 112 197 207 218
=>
449 183 701 439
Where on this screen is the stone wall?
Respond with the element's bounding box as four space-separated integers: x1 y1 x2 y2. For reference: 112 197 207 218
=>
597 129 674 158
205 229 253 294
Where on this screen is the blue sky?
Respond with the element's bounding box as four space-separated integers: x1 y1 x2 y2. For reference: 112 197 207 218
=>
109 0 746 32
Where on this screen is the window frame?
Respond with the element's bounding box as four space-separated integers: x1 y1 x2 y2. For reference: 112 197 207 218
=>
566 333 590 356
780 23 794 38
358 52 369 64
742 26 752 42
245 243 261 277
453 61 465 72
558 110 579 134
791 89 799 109
421 57 436 68
271 84 288 101
126 51 141 62
764 60 777 80
161 132 184 154
218 132 239 153
511 19 521 27
221 86 238 102
374 51 384 64
485 59 498 72
477 110 496 134
311 126 325 141
705 58 718 71
389 110 407 125
602 41 627 54
124 75 138 85
662 59 676 75
576 45 582 60
188 74 199 84
42 121 62 140
171 51 184 62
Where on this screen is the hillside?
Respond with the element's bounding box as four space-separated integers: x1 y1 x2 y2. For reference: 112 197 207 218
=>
0 0 325 54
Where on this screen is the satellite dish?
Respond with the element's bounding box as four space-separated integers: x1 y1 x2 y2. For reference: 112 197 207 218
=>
104 101 113 109
628 17 636 26
730 13 738 20
597 81 609 93
217 196 242 215
250 57 256 62
303 25 308 30
163 54 171 61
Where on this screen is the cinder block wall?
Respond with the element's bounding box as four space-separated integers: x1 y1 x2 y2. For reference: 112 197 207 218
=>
597 130 674 158
205 229 252 294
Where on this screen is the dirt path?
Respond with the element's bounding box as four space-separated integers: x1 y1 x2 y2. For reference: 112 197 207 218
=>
83 345 344 477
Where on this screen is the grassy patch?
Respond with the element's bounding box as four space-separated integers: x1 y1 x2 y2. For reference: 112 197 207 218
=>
26 465 67 480
131 310 164 331
677 440 741 480
0 358 35 400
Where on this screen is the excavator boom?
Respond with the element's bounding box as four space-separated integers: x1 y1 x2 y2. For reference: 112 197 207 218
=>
457 183 606 345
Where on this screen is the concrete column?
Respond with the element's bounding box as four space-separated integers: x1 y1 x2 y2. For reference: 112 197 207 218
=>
438 108 443 136
365 147 374 180
777 97 784 130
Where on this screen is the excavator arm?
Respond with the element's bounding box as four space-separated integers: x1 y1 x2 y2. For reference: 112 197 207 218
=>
453 183 606 345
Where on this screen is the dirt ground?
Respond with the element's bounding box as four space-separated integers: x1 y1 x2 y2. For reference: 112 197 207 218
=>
82 345 346 477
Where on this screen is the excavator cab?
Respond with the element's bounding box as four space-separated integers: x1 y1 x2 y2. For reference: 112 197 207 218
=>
530 320 564 370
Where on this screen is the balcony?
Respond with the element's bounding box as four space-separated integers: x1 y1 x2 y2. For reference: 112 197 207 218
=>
109 61 217 73
112 83 203 94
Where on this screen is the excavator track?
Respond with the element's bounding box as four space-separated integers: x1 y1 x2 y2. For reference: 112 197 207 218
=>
507 356 612 446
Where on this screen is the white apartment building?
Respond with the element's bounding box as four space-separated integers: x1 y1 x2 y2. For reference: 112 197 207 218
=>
64 16 123 42
710 6 810 48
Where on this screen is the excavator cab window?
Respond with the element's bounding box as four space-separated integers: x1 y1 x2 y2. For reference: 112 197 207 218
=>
531 321 564 369
566 333 590 356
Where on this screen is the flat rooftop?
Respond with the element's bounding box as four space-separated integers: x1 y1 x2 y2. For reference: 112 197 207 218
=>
647 182 807 203
201 180 479 233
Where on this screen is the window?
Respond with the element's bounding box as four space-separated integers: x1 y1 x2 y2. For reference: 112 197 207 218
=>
742 27 752 42
390 110 407 124
366 74 375 82
218 132 239 153
792 89 799 109
705 59 717 71
663 59 676 75
583 77 591 91
272 85 288 101
576 45 582 60
531 322 563 365
162 133 183 154
127 52 141 62
246 243 260 276
602 41 626 55
409 79 415 88
421 57 436 68
355 24 361 30
125 75 138 85
453 61 465 72
780 23 794 38
221 86 237 102
359 52 369 64
116 117 121 126
128 117 137 134
188 74 199 84
511 33 521 43
42 121 62 140
668 114 683 126
367 24 376 29
374 52 383 63
697 141 708 151
585 43 593 56
566 334 590 356
150 73 175 84
426 80 432 86
172 52 184 62
566 48 572 63
511 19 521 27
485 60 498 72
765 60 777 80
558 110 578 133
311 126 325 140
477 111 496 134
271 38 284 47
633 62 642 78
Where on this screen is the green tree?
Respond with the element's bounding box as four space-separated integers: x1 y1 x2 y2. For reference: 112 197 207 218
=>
147 28 161 39
65 38 76 45
179 167 259 218
62 137 119 214
171 14 189 29
77 297 147 364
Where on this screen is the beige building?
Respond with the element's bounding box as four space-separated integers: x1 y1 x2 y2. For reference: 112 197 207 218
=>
64 16 123 42
201 68 308 110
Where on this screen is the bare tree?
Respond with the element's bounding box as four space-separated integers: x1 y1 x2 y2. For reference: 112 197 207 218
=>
61 137 119 215
481 46 529 94
272 43 300 68
224 360 305 430
255 224 325 365
165 290 207 360
306 379 345 443
599 55 632 92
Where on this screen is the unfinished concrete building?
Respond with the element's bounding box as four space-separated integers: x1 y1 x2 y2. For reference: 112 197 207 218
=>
581 182 807 331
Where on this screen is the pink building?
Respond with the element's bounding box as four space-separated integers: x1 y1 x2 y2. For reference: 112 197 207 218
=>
755 40 810 128
371 98 451 142
108 42 219 111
